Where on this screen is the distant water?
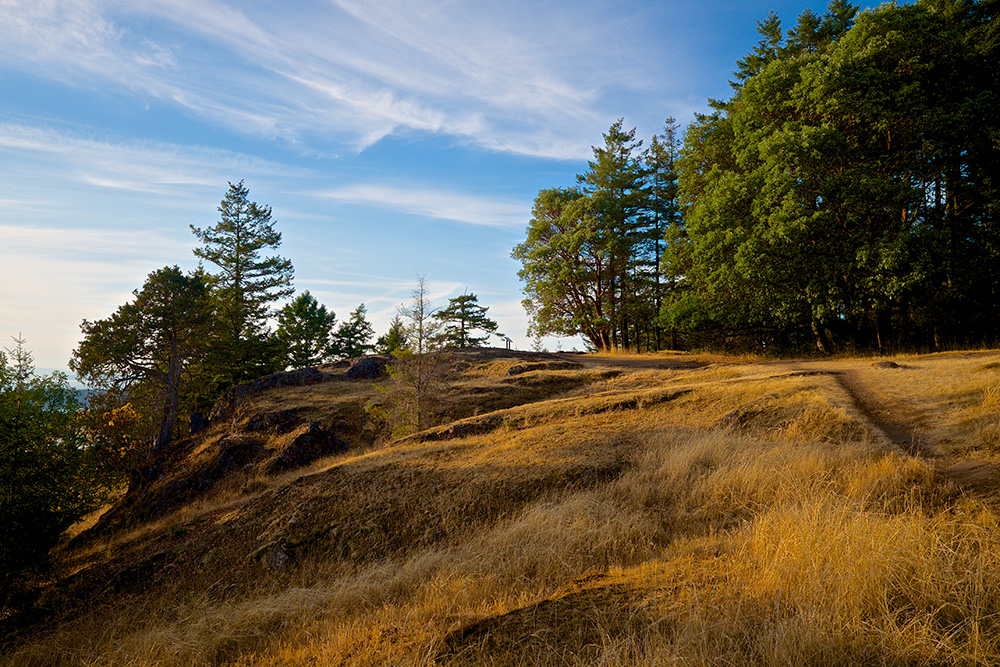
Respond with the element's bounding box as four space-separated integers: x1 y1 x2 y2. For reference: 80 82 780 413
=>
34 367 90 402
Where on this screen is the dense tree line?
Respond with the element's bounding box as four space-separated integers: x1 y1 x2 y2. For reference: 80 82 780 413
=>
515 0 1000 353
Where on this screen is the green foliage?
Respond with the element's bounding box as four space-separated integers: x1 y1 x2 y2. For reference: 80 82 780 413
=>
366 349 451 438
191 180 294 385
513 186 612 350
375 315 409 355
578 119 651 351
433 293 499 348
71 266 210 453
330 304 375 359
0 338 109 607
646 118 683 348
669 0 1000 351
515 0 998 353
275 291 337 368
513 118 675 352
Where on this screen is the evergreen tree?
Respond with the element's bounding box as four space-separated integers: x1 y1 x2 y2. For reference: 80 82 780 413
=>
1 338 108 608
330 304 375 359
71 266 210 454
191 181 293 385
275 291 336 368
577 120 649 350
433 292 500 348
645 117 682 350
514 121 650 352
375 315 409 354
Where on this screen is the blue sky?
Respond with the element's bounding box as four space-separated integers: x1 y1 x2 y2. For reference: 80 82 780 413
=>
1 0 840 372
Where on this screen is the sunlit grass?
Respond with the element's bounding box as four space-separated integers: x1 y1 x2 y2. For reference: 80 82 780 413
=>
8 349 1000 666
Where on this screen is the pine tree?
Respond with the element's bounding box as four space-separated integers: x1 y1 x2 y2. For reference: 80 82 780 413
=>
375 315 409 354
645 118 682 350
191 181 293 386
433 292 500 348
275 291 336 368
330 304 375 359
577 120 649 350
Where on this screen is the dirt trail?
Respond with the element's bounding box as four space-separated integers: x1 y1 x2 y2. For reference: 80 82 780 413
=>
577 353 998 494
817 366 932 457
781 360 997 492
801 362 998 492
838 372 925 454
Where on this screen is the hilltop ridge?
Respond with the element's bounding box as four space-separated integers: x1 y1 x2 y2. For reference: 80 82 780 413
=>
5 348 1000 665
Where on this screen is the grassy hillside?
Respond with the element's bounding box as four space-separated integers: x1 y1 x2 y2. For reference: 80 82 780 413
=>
4 348 1000 665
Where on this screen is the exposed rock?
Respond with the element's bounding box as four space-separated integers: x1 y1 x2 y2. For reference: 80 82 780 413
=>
209 367 337 422
245 408 300 434
345 355 391 380
189 411 207 435
147 435 265 521
872 360 901 369
251 539 293 570
214 436 265 474
266 422 349 474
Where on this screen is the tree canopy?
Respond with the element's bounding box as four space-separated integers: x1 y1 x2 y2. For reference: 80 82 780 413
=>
375 315 409 355
513 119 679 351
1 338 108 607
514 0 1000 353
330 304 375 360
191 180 294 383
434 293 500 348
71 266 210 453
667 0 1000 351
275 291 337 369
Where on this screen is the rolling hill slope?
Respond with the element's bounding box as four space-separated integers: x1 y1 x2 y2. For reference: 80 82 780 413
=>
4 348 1000 666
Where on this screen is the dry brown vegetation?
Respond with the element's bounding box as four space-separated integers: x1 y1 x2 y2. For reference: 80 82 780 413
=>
4 348 1000 665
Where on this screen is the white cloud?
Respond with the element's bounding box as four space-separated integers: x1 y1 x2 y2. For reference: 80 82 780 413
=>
311 184 530 228
0 0 656 158
0 122 308 200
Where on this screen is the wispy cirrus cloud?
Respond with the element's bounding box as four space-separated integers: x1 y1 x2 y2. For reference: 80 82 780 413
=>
0 122 308 199
311 184 530 229
0 0 663 158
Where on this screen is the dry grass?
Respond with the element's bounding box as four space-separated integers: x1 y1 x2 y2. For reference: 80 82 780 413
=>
7 349 1000 666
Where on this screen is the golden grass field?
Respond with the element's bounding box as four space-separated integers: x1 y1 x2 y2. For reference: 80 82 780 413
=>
4 348 1000 666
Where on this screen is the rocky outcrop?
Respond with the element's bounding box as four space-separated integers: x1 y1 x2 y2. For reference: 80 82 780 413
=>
345 355 391 380
209 357 392 423
265 422 350 474
209 367 338 422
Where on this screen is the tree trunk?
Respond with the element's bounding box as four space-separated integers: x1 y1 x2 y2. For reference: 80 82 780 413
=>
154 335 182 454
811 321 828 354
